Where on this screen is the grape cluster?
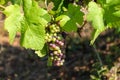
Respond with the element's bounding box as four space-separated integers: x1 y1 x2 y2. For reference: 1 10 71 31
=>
45 24 65 66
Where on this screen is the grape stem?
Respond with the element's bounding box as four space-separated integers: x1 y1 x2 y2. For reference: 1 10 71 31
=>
77 20 87 38
45 0 48 9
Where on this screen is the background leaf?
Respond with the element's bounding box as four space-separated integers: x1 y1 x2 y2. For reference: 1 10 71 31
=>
10 0 22 5
0 0 5 5
103 5 120 32
4 4 22 43
106 0 120 6
51 0 64 12
97 0 106 5
61 4 84 32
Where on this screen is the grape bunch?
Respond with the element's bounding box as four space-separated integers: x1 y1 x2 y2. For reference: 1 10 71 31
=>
45 24 65 66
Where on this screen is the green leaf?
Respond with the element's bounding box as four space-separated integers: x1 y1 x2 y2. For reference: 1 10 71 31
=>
35 51 45 57
106 0 120 6
22 0 32 16
3 4 22 43
39 8 51 26
21 0 50 50
87 2 104 30
91 30 102 45
62 4 84 32
3 0 50 52
56 15 70 27
104 6 120 28
20 20 45 50
52 0 64 12
97 0 106 5
23 0 50 26
87 1 105 44
10 0 22 5
35 45 47 57
113 10 120 17
0 0 10 5
0 0 5 5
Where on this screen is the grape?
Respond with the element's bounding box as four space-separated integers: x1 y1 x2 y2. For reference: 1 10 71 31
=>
45 23 65 66
57 49 61 53
53 33 57 36
53 51 58 55
101 75 108 80
55 40 64 46
52 37 56 42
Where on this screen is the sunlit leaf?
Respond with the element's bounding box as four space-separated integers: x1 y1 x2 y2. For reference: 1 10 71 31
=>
87 1 105 44
21 0 51 50
35 45 47 57
4 4 22 43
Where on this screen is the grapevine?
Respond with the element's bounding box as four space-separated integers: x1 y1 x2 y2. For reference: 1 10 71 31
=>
45 23 65 66
0 0 120 79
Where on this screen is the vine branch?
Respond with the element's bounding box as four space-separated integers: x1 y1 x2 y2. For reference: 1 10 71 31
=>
77 20 87 37
93 45 103 67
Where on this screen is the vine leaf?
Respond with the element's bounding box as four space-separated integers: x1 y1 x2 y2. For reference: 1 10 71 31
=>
87 1 105 44
10 0 22 5
20 20 46 50
21 0 51 50
0 0 22 5
58 4 84 32
106 0 120 6
97 0 106 6
4 4 23 43
35 44 47 57
0 0 5 5
104 5 120 32
56 15 70 27
4 0 51 51
52 0 64 12
113 10 120 17
98 0 120 32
